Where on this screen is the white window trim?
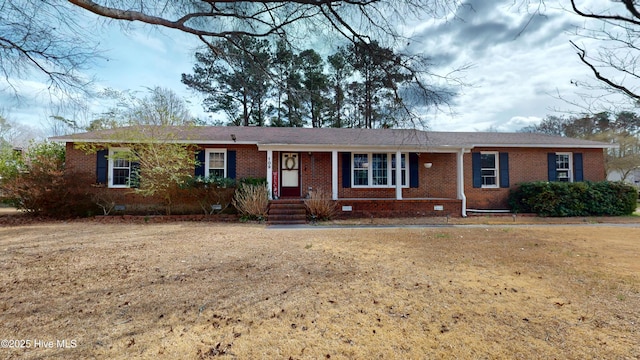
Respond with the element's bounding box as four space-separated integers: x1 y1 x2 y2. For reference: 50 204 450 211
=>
205 149 227 178
556 152 573 183
352 152 409 188
352 153 369 186
108 147 131 188
391 153 408 187
481 151 499 189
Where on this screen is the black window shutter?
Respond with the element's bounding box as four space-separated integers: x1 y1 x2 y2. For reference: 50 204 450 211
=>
472 152 482 188
227 150 237 179
547 153 556 181
129 161 140 188
96 150 108 184
409 153 419 188
195 150 205 177
499 152 510 188
341 152 351 188
573 153 583 182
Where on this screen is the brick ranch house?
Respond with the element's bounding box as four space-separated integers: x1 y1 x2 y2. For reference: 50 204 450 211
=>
53 126 615 218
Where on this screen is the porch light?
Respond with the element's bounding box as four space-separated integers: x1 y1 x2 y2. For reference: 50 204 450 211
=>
424 162 433 169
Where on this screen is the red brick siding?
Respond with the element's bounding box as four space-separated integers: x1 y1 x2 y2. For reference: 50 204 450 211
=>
196 144 266 180
336 152 458 199
464 148 606 209
300 152 332 197
420 153 458 199
66 143 268 213
65 143 97 176
65 142 608 214
336 199 462 218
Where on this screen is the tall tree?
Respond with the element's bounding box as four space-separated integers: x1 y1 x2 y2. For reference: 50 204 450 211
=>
270 41 304 127
101 86 197 127
298 49 329 128
518 115 567 136
326 47 353 128
2 1 462 129
182 36 272 126
0 112 37 148
348 41 411 129
132 87 195 126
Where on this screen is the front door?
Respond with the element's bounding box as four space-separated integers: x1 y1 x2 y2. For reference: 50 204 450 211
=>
280 152 300 197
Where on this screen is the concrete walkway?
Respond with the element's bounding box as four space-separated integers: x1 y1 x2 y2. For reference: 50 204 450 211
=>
268 220 640 230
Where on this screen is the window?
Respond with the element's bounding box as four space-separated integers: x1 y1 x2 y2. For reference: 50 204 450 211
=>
353 153 369 186
472 152 509 189
371 153 388 185
352 152 409 188
391 154 407 186
205 149 227 178
481 152 498 188
556 152 572 182
108 147 131 188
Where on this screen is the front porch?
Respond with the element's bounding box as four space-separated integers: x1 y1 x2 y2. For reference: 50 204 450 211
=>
267 198 462 224
261 147 469 217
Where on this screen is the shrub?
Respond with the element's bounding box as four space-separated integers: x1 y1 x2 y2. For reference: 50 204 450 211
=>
181 176 236 215
232 183 269 221
509 181 637 217
304 188 337 220
91 186 125 215
0 141 97 218
239 177 267 186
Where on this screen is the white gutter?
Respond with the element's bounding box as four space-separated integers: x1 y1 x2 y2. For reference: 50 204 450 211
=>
457 149 467 217
257 144 465 153
468 143 619 149
53 138 617 150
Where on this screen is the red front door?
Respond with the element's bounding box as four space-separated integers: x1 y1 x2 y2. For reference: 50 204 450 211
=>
280 152 300 197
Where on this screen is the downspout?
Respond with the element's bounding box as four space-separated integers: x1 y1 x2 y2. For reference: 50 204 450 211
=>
266 150 273 200
457 149 467 217
331 150 338 200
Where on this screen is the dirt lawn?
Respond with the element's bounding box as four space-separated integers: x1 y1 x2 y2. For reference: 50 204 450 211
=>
0 222 638 359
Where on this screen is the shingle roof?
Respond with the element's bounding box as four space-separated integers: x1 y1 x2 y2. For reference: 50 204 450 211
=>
51 126 616 150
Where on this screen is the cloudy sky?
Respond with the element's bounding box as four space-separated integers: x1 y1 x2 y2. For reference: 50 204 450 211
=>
1 0 626 133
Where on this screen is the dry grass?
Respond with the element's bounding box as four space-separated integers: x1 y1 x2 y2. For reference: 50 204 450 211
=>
0 222 639 359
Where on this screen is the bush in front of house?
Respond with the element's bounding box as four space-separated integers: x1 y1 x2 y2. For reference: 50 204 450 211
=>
181 176 236 215
232 182 269 221
304 188 337 221
508 181 637 217
0 141 96 218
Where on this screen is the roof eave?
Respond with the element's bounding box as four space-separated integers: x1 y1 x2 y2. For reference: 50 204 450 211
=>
257 144 466 153
471 143 618 149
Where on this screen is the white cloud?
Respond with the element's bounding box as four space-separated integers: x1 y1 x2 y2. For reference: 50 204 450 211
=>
3 0 639 134
422 0 617 132
128 30 168 54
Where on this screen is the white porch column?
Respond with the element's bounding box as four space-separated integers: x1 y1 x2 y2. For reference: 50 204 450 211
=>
457 149 467 217
331 150 338 200
266 150 273 200
395 151 402 200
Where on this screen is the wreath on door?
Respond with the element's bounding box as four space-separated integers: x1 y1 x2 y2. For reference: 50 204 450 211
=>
284 156 296 170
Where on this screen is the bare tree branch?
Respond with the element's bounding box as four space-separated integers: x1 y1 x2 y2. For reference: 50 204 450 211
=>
0 1 102 98
571 40 640 102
